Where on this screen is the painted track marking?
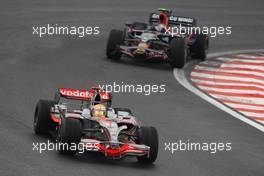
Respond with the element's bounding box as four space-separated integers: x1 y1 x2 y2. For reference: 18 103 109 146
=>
174 49 264 132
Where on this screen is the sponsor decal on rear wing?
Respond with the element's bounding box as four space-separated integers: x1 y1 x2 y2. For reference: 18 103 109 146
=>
59 88 94 100
59 88 112 101
149 13 196 26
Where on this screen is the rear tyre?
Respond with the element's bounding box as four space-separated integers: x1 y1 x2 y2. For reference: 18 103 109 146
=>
190 34 208 60
168 38 187 68
58 118 81 155
34 100 56 135
106 29 124 60
137 126 159 164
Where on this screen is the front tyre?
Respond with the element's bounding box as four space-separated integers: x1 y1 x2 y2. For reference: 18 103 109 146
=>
34 100 56 135
106 29 124 60
137 126 159 164
57 118 81 155
190 34 208 60
168 38 187 68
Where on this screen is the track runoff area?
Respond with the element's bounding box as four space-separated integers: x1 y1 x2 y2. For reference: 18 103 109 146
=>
174 49 264 132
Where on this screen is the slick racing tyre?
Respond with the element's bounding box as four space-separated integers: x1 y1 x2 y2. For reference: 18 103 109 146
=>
58 118 81 155
106 29 124 60
137 126 159 164
168 38 187 68
190 34 208 60
34 100 56 135
114 108 133 115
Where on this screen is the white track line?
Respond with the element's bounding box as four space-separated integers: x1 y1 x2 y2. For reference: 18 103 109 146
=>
224 103 264 111
191 79 264 89
195 65 264 77
195 85 264 95
215 57 264 63
209 94 264 105
173 49 264 132
191 72 264 84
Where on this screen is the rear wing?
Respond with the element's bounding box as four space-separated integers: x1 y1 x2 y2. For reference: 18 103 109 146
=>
149 13 196 27
56 87 112 102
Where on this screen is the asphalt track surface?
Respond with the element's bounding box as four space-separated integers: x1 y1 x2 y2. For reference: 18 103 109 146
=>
0 0 264 176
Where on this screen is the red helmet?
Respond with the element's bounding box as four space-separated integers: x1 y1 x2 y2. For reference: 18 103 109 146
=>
158 13 169 27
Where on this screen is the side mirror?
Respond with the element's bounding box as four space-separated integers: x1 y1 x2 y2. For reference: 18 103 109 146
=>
125 22 132 27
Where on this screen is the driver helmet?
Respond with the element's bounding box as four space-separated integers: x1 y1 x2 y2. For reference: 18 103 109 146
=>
155 13 168 32
91 104 107 118
158 12 168 30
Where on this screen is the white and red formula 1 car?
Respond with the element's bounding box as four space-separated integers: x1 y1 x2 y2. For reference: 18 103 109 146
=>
34 86 158 164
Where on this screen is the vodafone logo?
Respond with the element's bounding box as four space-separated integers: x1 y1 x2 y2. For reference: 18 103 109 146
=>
60 88 93 99
100 92 109 100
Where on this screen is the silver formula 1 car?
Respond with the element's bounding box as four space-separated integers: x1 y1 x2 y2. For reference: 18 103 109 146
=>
34 86 158 164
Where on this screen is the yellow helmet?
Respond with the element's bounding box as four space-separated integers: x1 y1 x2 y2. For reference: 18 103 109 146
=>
92 104 107 118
